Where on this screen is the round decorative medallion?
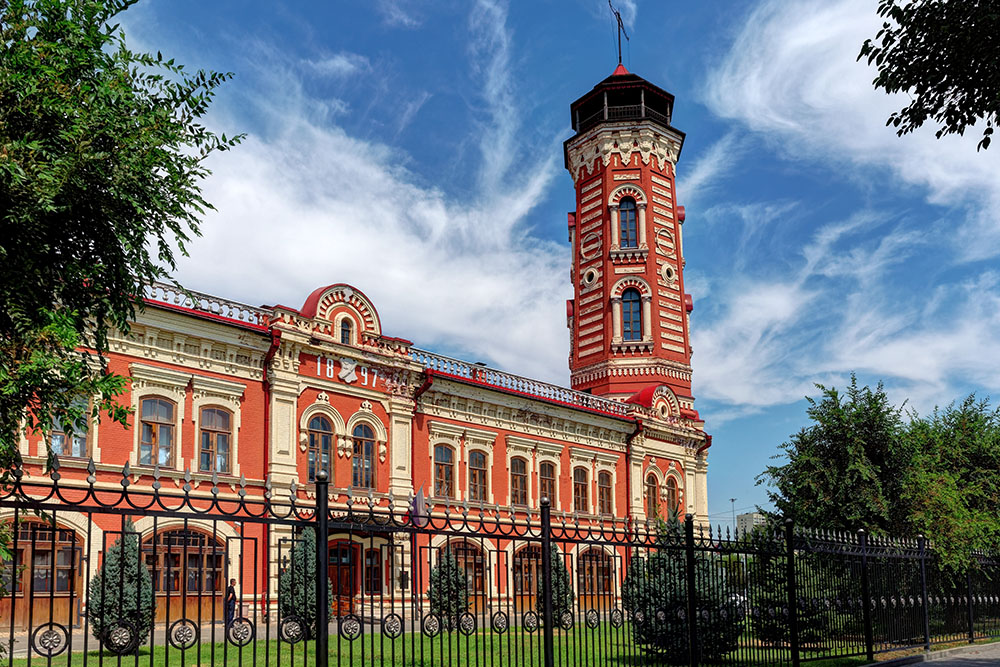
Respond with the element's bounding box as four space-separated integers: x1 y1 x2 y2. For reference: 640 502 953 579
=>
458 612 476 636
382 613 403 640
585 609 599 629
610 609 624 628
421 613 441 638
103 619 139 655
168 619 199 651
227 617 255 647
279 615 305 644
339 614 362 641
559 611 574 630
522 611 539 633
491 611 509 634
31 623 69 658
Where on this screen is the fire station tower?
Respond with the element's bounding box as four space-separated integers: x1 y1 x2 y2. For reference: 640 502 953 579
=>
564 64 697 416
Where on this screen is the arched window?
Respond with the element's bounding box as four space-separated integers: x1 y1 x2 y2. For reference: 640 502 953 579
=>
619 197 638 248
598 471 613 515
469 450 488 503
143 529 225 594
577 547 614 610
433 445 454 498
199 407 231 473
352 423 375 489
645 474 659 518
510 457 528 506
665 477 679 514
539 462 556 506
622 288 642 342
50 399 90 459
140 397 175 467
573 467 589 513
446 541 485 597
340 319 353 345
308 415 333 481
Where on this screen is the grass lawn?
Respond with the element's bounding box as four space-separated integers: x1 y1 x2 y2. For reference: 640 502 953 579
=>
8 623 879 667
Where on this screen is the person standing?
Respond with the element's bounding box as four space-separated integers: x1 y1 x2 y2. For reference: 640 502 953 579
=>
225 578 237 626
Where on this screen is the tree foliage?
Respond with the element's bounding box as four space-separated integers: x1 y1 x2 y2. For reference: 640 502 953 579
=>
759 375 1000 570
0 0 242 474
621 514 743 663
427 551 468 630
277 527 333 637
859 0 1000 151
536 544 574 622
87 519 155 652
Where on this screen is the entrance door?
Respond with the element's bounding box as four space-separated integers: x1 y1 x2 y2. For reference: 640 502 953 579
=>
449 541 487 613
143 528 226 624
577 548 615 611
1 522 84 631
513 546 540 613
328 543 358 616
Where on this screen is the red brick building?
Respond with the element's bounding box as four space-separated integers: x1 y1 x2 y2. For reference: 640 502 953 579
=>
11 65 709 626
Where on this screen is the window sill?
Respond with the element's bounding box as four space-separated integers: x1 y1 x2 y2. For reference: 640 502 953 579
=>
611 339 654 354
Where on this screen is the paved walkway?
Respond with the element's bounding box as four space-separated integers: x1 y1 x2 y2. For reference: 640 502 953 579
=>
913 642 1000 664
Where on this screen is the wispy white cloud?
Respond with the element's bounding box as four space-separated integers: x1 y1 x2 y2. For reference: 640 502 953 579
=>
375 0 421 28
304 51 370 78
174 1 569 383
703 0 1000 262
676 132 742 208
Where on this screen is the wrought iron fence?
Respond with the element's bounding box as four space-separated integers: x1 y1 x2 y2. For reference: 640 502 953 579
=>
1 463 999 667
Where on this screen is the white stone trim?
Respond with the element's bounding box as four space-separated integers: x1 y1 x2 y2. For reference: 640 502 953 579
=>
298 394 346 462
191 375 245 477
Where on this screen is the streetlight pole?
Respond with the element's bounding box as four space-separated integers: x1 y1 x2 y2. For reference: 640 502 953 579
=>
730 497 737 535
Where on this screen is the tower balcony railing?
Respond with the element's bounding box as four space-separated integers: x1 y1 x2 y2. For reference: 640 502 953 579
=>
409 348 631 418
577 104 671 133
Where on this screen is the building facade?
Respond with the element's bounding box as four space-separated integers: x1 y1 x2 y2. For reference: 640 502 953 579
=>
11 65 710 625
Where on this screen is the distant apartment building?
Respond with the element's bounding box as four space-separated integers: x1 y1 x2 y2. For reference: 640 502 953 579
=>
738 511 767 536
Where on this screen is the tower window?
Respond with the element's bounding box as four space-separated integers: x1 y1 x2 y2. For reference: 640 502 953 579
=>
340 319 353 345
619 197 638 249
622 288 642 342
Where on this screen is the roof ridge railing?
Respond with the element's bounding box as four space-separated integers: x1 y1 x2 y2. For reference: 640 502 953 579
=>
409 348 630 417
144 281 269 327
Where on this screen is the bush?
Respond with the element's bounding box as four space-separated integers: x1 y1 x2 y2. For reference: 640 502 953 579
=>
277 527 333 637
536 544 574 623
622 517 743 663
428 551 468 630
87 520 154 653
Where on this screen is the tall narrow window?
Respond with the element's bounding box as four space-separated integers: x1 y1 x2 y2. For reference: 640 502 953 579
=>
469 451 488 503
51 400 89 459
665 477 679 514
622 288 642 342
645 474 659 518
340 319 353 345
540 462 556 506
364 549 382 595
510 457 528 507
573 467 589 513
352 424 375 489
307 415 333 481
598 471 613 515
139 398 175 467
434 445 454 498
619 197 638 248
199 407 232 473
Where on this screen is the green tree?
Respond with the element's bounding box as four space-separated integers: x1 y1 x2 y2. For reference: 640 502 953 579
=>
859 0 999 151
757 375 911 535
277 527 333 638
536 544 574 623
0 0 241 474
87 520 154 653
427 551 468 631
902 395 1000 571
621 515 743 663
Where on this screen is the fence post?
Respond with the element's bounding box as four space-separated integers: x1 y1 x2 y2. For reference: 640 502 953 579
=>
684 514 699 667
540 498 555 667
918 534 930 652
966 570 975 644
785 519 800 667
315 471 330 667
859 530 874 662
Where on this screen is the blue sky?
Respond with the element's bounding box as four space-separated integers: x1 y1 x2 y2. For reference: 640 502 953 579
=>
122 0 1000 529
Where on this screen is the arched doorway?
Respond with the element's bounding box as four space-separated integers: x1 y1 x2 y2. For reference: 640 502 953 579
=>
444 540 487 613
512 545 541 613
328 541 359 616
1 521 84 630
142 528 226 624
577 547 615 611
